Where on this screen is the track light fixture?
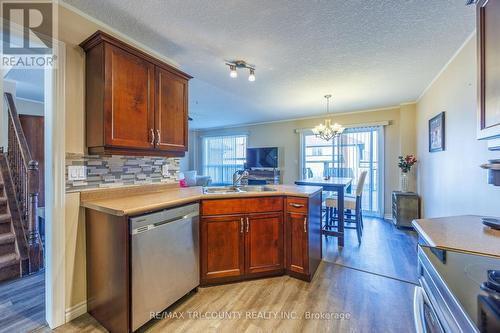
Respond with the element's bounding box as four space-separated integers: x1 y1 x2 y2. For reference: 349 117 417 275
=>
225 60 256 82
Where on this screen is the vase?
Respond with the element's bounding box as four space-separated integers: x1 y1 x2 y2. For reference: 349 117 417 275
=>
400 172 409 192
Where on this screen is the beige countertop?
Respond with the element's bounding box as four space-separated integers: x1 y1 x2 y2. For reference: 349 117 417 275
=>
412 215 500 258
80 184 323 217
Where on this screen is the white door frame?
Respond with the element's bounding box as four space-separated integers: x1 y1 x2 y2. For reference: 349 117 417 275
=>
44 40 66 328
1 21 66 329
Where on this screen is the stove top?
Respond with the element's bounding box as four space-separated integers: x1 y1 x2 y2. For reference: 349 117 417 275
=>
421 246 500 330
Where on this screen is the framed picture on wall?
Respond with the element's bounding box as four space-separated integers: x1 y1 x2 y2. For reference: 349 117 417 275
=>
429 112 445 152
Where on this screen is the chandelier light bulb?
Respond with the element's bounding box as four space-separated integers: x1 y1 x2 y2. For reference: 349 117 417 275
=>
248 68 256 82
229 65 238 78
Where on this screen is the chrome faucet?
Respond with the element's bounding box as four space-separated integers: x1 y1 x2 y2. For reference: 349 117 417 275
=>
233 170 249 187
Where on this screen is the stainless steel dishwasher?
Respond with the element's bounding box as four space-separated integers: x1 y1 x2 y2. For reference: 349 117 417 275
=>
130 203 199 331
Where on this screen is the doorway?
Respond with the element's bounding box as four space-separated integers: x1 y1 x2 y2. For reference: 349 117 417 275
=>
301 126 384 217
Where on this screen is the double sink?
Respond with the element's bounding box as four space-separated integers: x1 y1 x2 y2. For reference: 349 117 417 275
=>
203 185 277 194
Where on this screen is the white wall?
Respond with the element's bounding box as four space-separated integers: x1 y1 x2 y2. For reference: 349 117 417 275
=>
15 97 44 116
194 105 417 216
416 34 500 218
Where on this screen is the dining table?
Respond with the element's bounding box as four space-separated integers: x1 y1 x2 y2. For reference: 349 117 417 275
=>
294 177 353 247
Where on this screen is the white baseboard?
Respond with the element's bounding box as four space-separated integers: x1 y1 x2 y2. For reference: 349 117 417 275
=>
65 301 87 323
384 213 393 221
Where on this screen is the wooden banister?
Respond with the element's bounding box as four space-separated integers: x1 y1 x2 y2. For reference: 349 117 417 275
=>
3 92 42 273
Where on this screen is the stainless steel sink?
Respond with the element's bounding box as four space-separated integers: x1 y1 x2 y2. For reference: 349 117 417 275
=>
202 185 277 194
202 186 241 194
238 186 277 192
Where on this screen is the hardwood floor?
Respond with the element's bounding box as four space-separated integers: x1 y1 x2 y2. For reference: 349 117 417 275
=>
0 270 46 333
51 262 416 333
323 217 419 284
6 217 418 333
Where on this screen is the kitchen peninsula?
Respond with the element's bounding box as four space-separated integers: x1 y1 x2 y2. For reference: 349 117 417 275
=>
81 184 322 332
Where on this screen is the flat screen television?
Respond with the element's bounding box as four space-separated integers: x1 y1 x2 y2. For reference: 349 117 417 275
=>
246 147 278 168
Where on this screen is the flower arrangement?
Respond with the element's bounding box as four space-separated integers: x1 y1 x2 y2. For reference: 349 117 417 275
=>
398 154 417 173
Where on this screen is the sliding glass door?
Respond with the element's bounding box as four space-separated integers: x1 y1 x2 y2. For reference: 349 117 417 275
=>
302 127 383 216
202 134 247 185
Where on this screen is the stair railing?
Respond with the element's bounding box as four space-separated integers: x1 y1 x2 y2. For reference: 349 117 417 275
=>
4 92 42 273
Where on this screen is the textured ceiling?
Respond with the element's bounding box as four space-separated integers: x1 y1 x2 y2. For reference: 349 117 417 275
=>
62 0 475 129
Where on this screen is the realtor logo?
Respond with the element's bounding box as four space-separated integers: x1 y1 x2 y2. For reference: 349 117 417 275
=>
1 0 58 68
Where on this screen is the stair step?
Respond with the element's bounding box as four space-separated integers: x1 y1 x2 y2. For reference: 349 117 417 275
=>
0 233 15 256
0 233 14 245
0 253 18 269
0 214 11 234
0 198 7 214
0 253 20 282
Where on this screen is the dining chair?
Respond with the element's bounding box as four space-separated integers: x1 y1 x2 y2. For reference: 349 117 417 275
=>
324 170 368 244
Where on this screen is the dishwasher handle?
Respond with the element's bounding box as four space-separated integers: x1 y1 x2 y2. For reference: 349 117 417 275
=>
131 211 198 235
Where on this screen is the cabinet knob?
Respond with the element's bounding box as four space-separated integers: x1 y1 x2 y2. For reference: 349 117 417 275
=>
304 217 307 233
246 217 249 233
240 218 244 233
156 129 161 144
150 129 155 145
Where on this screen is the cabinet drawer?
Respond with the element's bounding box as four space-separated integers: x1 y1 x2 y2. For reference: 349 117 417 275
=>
286 197 308 213
201 197 283 216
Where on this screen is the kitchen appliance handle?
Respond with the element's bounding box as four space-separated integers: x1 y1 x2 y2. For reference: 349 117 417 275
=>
413 286 427 333
131 211 198 235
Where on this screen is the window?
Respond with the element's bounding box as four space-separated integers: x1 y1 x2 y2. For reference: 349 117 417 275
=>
202 134 247 185
302 127 383 216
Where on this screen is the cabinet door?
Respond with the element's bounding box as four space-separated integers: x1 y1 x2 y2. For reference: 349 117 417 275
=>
104 44 155 149
287 212 308 275
245 212 284 275
200 215 245 283
477 0 500 140
155 66 188 151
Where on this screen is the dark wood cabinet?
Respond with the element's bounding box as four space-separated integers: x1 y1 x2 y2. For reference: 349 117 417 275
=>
104 44 155 150
287 212 308 275
155 66 188 152
285 193 322 281
200 194 321 285
200 215 245 284
477 0 500 142
80 31 192 157
245 212 283 275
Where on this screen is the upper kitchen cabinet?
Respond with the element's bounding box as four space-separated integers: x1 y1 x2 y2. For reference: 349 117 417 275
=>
80 31 192 157
477 0 500 142
155 66 189 152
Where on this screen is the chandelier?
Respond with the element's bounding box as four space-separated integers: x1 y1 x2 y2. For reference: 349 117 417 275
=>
312 95 344 141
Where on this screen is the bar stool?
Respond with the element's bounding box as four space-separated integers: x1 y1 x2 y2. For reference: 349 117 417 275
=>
324 171 367 244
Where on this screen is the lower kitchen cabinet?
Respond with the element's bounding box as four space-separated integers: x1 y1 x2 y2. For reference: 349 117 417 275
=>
200 211 284 285
285 194 322 281
287 211 309 275
200 194 321 285
200 214 245 283
245 212 284 275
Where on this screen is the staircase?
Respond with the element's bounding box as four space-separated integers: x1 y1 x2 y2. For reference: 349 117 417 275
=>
0 92 42 283
0 167 20 282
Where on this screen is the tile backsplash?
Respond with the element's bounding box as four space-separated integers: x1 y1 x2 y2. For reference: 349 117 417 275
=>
66 153 180 192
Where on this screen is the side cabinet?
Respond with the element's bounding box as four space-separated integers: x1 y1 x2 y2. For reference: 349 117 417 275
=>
285 192 322 281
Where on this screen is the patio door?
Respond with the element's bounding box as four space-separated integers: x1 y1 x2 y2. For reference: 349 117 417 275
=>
301 126 384 216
